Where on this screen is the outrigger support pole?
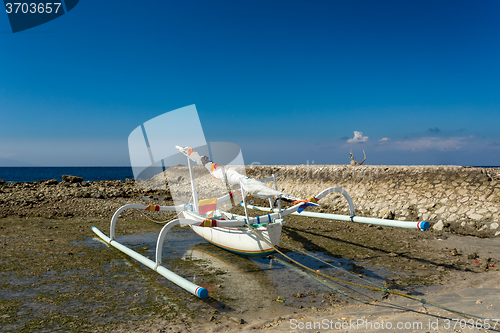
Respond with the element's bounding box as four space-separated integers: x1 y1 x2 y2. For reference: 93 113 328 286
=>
240 181 251 226
187 154 199 212
242 185 429 231
92 205 208 299
244 204 429 230
299 211 429 231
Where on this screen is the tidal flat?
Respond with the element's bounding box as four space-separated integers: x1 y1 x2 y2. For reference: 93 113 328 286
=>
1 201 498 332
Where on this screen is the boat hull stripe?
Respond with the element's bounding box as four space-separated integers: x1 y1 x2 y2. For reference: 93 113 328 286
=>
199 236 276 257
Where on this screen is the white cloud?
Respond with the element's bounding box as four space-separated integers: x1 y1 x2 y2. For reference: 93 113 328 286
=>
379 137 390 142
0 152 17 158
347 131 369 143
381 136 470 151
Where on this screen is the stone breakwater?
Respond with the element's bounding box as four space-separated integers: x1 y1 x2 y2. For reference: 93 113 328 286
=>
1 166 499 237
246 165 500 237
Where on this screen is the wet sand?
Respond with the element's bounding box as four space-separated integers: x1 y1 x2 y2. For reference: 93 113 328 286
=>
1 198 499 332
239 234 500 332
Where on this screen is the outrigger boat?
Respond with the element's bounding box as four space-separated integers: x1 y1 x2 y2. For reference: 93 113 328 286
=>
92 105 429 299
92 145 429 299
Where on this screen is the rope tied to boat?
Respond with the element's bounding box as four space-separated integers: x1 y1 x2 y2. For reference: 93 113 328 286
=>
246 220 487 321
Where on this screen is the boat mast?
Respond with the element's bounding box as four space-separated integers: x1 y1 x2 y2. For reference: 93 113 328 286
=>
240 181 251 226
187 154 199 212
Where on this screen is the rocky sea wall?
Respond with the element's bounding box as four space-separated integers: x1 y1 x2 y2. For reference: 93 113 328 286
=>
1 165 499 237
246 165 500 237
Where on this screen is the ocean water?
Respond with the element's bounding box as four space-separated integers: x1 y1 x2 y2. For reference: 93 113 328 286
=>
0 167 134 183
1 165 498 184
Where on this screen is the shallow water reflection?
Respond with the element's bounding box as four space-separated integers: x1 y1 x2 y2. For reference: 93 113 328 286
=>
102 228 398 317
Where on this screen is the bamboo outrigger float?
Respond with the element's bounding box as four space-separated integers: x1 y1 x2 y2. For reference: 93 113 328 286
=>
91 105 429 299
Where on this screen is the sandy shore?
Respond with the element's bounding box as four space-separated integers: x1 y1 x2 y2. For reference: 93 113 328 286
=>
238 234 500 333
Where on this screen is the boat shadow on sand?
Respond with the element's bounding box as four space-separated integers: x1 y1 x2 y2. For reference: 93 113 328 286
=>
182 243 279 313
283 225 472 274
180 241 382 312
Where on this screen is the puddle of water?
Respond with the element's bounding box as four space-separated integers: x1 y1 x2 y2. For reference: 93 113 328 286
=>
90 228 399 317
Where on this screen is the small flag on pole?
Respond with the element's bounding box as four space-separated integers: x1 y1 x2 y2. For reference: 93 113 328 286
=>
297 202 318 213
198 198 217 215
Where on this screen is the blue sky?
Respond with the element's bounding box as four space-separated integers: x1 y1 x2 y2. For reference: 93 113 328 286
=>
1 0 499 166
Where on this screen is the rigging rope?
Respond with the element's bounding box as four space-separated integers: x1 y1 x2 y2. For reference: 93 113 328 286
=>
280 240 383 290
245 220 486 320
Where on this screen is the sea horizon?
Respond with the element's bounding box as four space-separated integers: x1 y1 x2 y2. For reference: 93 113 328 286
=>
0 165 499 184
0 166 134 183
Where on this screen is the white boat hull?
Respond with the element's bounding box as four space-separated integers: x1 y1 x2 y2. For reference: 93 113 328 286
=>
184 211 282 257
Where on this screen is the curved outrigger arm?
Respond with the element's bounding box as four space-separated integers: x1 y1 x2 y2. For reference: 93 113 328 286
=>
243 186 430 231
155 218 248 268
92 203 211 299
310 187 355 217
106 192 239 241
109 203 183 241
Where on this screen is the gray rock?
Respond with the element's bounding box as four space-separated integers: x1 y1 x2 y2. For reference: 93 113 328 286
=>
379 209 395 220
91 192 104 199
432 220 444 231
468 212 483 221
490 222 499 230
44 179 58 185
479 224 489 231
0 178 5 185
62 175 83 183
230 317 245 324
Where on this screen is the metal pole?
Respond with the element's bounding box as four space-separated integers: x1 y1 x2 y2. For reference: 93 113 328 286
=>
187 155 199 212
92 226 208 298
272 174 282 218
243 204 429 231
240 181 250 226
